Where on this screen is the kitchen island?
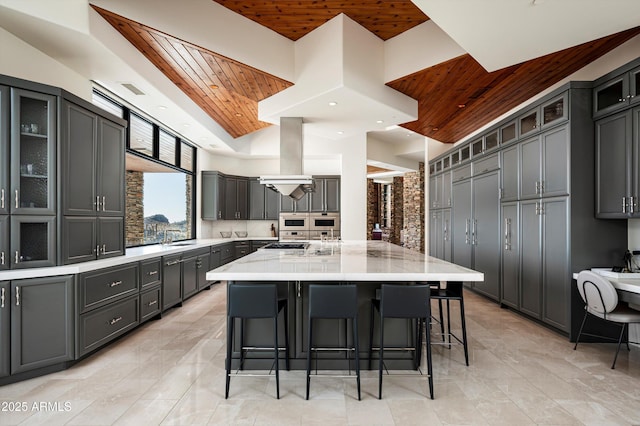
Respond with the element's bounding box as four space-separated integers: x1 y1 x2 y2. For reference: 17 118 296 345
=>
207 240 483 370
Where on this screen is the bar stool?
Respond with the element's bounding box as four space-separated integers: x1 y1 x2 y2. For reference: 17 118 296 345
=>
368 284 433 399
225 283 289 399
306 284 361 401
429 281 469 366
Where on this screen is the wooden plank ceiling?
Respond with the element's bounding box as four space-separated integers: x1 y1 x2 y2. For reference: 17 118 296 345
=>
92 3 640 144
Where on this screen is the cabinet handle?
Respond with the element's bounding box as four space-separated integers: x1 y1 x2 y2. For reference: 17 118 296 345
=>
1 287 5 308
0 251 4 265
148 270 158 276
539 181 544 195
472 219 478 245
622 196 628 214
631 196 636 214
14 251 19 264
1 188 4 209
109 316 122 325
465 219 470 245
109 280 123 287
504 218 511 251
14 189 19 209
102 244 106 254
15 286 20 306
166 259 181 266
535 181 540 195
102 196 106 212
95 196 100 211
148 300 158 306
443 219 449 242
297 281 301 298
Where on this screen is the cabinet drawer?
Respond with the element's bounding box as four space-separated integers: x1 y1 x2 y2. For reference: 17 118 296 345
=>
140 259 162 288
452 164 471 182
220 244 234 262
472 154 499 176
79 264 139 313
140 286 161 323
78 295 139 357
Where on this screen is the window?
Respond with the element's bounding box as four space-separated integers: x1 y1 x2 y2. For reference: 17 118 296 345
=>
129 114 153 156
181 141 194 172
159 129 177 165
92 91 124 118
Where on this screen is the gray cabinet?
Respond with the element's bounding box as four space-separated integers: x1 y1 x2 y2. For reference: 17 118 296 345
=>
10 88 56 216
280 192 309 212
518 93 567 138
10 215 55 268
0 281 8 377
224 176 248 219
0 86 8 216
182 255 198 300
595 109 634 218
249 179 279 220
234 241 250 259
520 200 542 319
61 216 124 264
162 253 182 311
429 209 451 261
201 171 225 220
0 216 7 270
593 64 640 117
310 177 340 212
500 202 518 309
60 103 125 217
500 143 519 201
9 276 74 374
519 125 569 200
452 179 472 270
78 263 138 314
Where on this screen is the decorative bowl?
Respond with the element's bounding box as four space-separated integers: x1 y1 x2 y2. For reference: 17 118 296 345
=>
235 231 248 237
220 231 232 238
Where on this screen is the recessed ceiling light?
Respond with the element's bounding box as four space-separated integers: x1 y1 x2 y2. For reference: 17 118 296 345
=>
157 105 167 110
432 127 439 131
328 101 338 106
376 120 384 124
458 104 466 108
337 131 344 135
210 84 219 89
183 123 191 127
235 113 243 117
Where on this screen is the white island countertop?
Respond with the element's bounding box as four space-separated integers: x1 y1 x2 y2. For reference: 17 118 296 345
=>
206 240 484 282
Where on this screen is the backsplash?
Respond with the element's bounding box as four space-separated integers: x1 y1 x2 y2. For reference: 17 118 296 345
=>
201 220 278 239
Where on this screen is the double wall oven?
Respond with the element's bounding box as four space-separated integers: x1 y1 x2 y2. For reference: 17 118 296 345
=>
279 212 340 240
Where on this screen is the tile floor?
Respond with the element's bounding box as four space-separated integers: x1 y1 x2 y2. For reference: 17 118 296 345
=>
1 282 639 425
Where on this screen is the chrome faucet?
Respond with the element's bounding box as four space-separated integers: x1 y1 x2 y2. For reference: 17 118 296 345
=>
162 229 182 245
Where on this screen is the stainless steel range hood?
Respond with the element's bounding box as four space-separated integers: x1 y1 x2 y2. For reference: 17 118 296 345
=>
259 117 314 200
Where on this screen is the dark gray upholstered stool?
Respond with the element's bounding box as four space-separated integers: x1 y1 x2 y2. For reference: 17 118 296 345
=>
306 284 361 400
225 283 289 399
368 284 433 399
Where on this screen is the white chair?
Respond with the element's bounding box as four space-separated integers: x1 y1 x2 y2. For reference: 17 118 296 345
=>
574 270 640 369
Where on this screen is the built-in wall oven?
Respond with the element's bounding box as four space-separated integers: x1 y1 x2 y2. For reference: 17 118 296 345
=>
279 213 310 240
309 212 340 240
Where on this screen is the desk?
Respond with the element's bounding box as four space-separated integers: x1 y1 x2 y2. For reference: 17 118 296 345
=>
573 271 640 307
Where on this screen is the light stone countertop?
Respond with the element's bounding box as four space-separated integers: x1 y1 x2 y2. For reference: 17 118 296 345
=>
0 237 277 281
207 240 484 282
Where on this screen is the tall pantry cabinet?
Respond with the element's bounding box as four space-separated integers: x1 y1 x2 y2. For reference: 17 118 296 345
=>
429 82 627 337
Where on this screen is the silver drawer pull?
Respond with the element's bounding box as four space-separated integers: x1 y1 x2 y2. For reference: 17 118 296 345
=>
109 316 123 325
166 260 181 266
1 188 4 209
1 287 5 308
14 189 19 209
148 300 158 306
1 251 4 265
148 270 158 276
109 280 123 288
15 286 20 306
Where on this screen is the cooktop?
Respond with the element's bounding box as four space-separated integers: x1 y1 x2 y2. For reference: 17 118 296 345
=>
263 242 309 250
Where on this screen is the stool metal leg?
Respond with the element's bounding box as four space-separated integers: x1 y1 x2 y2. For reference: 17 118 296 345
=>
306 318 313 400
612 323 627 369
459 295 469 366
368 301 375 370
282 301 290 371
378 312 384 400
225 316 234 399
424 316 434 399
274 316 280 399
353 316 361 400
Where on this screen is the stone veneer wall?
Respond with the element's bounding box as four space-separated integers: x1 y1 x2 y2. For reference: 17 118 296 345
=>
366 179 380 239
126 171 144 246
402 162 425 253
390 176 404 246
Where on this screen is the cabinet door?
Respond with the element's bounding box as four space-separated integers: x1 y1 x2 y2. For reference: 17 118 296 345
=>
210 246 222 270
519 107 539 137
501 143 519 201
632 66 640 106
0 281 8 377
594 74 628 117
61 216 97 265
541 197 569 332
429 210 442 259
633 107 640 214
279 194 294 212
429 174 441 208
201 172 224 220
324 178 340 212
10 89 56 215
451 180 472 269
11 276 74 374
162 255 182 310
309 178 325 212
182 256 198 299
472 171 500 301
519 136 542 200
541 94 568 129
501 203 519 309
0 215 8 270
441 172 451 208
236 178 248 219
541 125 569 198
98 217 124 258
249 179 266 219
595 110 631 218
442 209 452 262
264 186 280 219
61 102 97 216
0 86 8 216
10 215 55 268
197 253 210 290
520 200 542 319
97 118 125 216
295 193 309 212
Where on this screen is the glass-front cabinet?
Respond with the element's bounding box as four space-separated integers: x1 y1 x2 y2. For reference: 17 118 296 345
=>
593 65 640 117
0 216 7 270
10 215 55 268
1 86 8 216
10 89 56 215
519 93 567 137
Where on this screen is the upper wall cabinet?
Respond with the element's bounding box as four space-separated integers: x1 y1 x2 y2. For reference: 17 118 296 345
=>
61 101 125 217
10 88 56 216
519 93 568 138
0 86 8 216
593 64 640 118
310 177 340 213
249 179 279 220
201 171 225 220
